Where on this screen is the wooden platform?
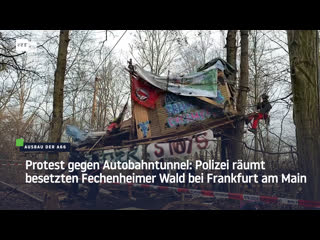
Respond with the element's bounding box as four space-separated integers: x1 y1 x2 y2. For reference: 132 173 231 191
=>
77 113 245 152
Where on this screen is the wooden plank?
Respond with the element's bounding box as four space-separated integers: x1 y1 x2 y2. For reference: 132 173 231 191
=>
155 93 173 135
138 120 235 145
133 103 152 139
148 105 162 137
78 119 236 151
79 117 236 151
196 82 233 108
156 93 213 135
78 113 248 152
196 82 239 115
221 82 232 99
123 117 237 145
220 82 235 113
196 96 224 108
77 144 134 152
130 99 136 140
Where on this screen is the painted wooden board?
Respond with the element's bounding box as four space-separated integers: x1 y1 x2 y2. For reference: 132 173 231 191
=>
220 82 232 100
84 145 143 163
133 102 152 139
147 98 162 137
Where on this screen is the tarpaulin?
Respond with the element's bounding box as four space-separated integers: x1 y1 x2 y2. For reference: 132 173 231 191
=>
131 75 160 109
197 57 236 76
66 125 105 146
66 125 88 142
134 64 218 98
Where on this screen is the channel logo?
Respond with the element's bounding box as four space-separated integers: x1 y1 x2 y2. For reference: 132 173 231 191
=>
16 138 24 147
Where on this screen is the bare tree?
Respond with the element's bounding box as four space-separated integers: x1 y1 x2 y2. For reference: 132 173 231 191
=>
244 31 293 166
226 30 238 83
48 30 70 162
94 59 129 130
223 30 240 193
177 31 217 74
287 30 320 201
129 30 180 75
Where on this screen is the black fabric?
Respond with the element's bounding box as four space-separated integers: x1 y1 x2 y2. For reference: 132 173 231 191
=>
197 57 236 77
257 99 272 114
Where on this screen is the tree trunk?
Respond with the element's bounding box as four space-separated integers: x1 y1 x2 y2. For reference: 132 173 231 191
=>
234 29 249 159
225 30 249 193
225 30 243 193
252 32 259 162
226 30 237 83
91 77 99 129
237 30 249 123
230 30 249 193
48 30 70 163
287 30 320 201
220 136 229 192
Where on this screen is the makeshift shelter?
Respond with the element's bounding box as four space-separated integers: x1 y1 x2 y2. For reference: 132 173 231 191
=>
129 61 238 140
72 58 244 153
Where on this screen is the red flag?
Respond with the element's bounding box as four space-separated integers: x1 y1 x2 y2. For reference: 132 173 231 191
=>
131 75 159 109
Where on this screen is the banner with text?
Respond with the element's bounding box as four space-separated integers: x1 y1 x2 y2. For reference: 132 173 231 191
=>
147 130 214 161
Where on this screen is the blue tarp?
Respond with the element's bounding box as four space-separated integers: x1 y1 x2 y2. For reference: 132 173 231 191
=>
66 125 88 142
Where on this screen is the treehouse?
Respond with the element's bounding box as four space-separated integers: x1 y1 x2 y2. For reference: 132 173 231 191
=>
75 57 244 155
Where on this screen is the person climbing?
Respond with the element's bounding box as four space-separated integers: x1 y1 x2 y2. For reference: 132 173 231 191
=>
246 93 272 134
106 120 120 135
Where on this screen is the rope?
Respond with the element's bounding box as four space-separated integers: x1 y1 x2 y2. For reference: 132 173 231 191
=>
174 113 297 155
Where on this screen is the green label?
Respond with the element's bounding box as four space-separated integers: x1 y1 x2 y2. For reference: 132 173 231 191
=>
16 138 24 147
